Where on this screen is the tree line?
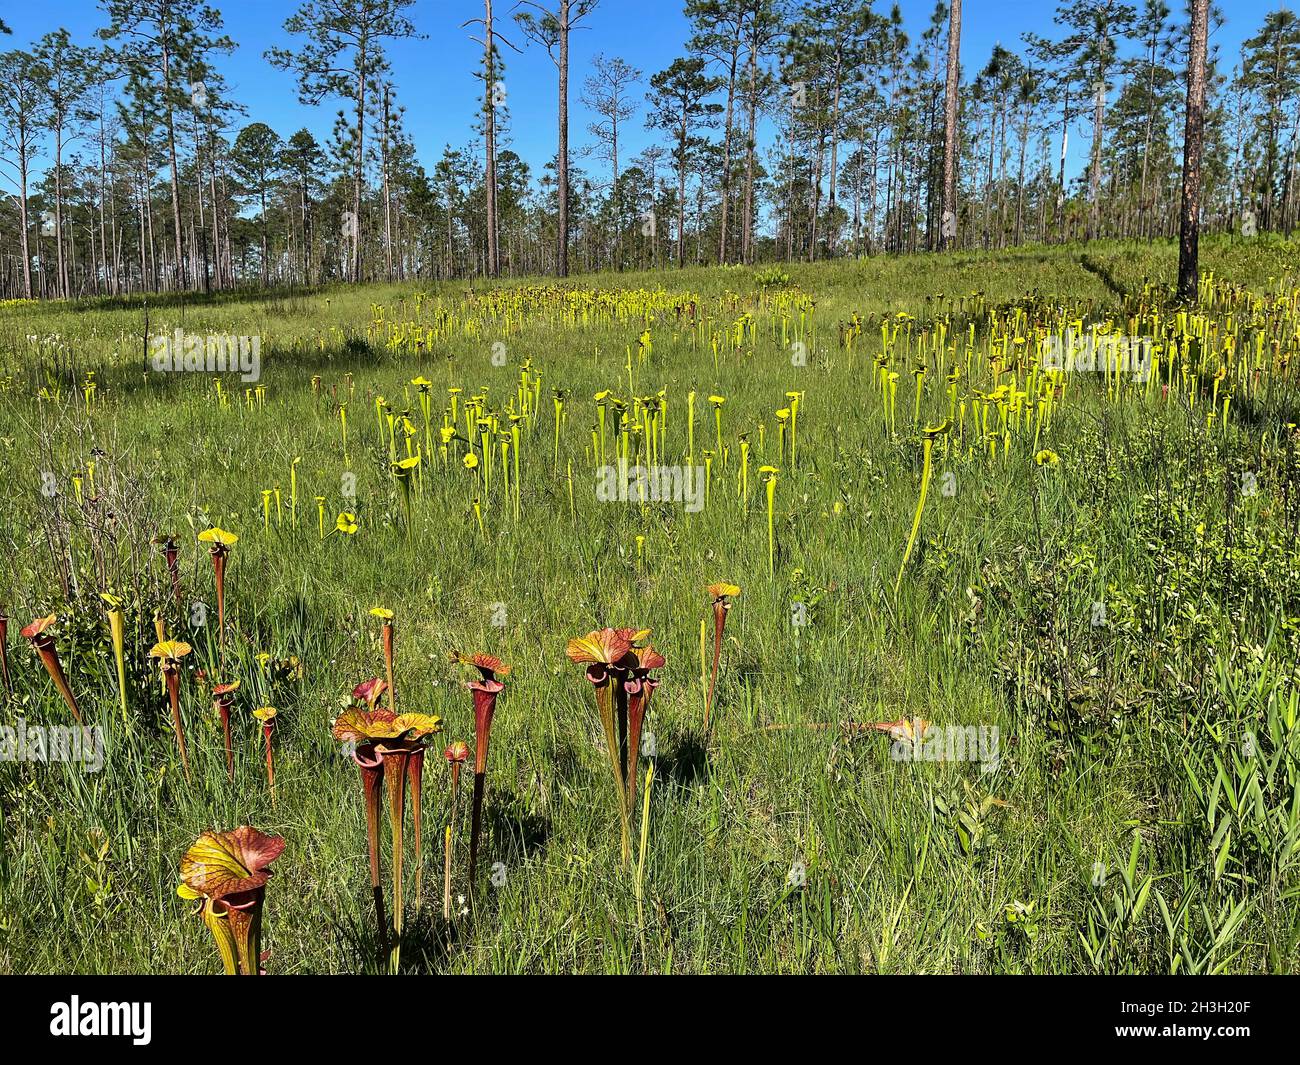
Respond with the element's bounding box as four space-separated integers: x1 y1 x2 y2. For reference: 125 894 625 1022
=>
0 0 1276 300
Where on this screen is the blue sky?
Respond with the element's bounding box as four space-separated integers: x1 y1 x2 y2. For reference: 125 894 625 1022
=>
5 0 1292 184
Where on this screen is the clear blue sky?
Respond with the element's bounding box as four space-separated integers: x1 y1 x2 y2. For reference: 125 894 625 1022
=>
5 0 1291 183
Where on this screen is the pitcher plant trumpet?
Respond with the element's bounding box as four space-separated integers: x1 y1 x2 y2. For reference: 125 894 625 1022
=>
625 644 664 811
253 706 277 801
150 640 193 781
198 528 238 652
566 628 638 865
333 703 441 968
212 680 241 780
178 825 284 975
152 534 183 610
22 615 83 724
705 583 741 733
101 593 129 722
455 652 509 884
443 740 469 919
370 608 397 712
894 420 950 598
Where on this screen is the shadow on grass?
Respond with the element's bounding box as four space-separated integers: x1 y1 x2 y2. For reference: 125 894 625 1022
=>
486 784 553 859
330 892 463 973
55 284 329 315
12 336 389 405
330 902 392 974
397 906 462 973
659 730 710 790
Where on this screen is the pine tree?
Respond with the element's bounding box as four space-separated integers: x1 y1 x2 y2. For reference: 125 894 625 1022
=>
268 0 418 282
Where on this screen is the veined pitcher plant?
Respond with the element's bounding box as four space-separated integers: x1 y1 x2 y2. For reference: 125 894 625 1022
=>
178 825 284 975
22 614 83 724
197 528 238 652
624 643 664 811
454 652 509 884
369 608 397 711
152 533 183 610
149 640 193 781
566 628 640 865
443 739 469 919
253 706 277 801
333 703 441 968
212 680 240 780
705 582 740 734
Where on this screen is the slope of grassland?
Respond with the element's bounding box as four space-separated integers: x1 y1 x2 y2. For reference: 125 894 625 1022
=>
1 236 1298 973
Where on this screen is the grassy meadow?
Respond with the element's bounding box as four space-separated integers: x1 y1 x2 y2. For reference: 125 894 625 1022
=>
2 236 1300 974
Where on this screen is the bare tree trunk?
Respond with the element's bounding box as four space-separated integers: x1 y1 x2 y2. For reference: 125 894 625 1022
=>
98 111 115 294
382 85 394 281
1176 0 1209 301
190 111 211 294
1056 85 1070 242
611 113 620 269
136 162 147 291
1015 108 1029 244
940 0 961 251
868 124 880 255
717 43 738 264
83 210 94 296
809 122 825 260
997 102 1009 245
1138 38 1158 238
16 150 32 298
827 59 843 256
161 38 186 289
742 27 758 265
677 111 688 267
785 97 796 258
484 0 500 278
984 103 995 248
53 125 67 297
557 0 570 277
353 42 367 283
207 124 223 290
1281 108 1300 233
1088 80 1105 241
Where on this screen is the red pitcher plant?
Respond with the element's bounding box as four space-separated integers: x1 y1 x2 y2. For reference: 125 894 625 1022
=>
178 826 284 975
333 702 441 969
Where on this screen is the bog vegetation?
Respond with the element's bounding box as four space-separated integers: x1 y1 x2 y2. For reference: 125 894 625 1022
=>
2 237 1299 973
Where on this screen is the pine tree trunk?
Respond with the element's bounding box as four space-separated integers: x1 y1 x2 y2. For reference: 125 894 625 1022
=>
484 0 500 278
941 0 961 252
557 2 570 277
717 45 738 264
1176 0 1210 301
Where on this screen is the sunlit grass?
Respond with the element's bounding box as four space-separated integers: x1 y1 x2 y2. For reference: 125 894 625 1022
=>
1 236 1299 973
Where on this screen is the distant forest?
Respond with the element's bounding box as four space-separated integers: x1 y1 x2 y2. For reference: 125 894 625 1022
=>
0 0 1276 298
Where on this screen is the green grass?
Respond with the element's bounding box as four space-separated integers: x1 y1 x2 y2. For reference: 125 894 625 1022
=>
2 236 1299 973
